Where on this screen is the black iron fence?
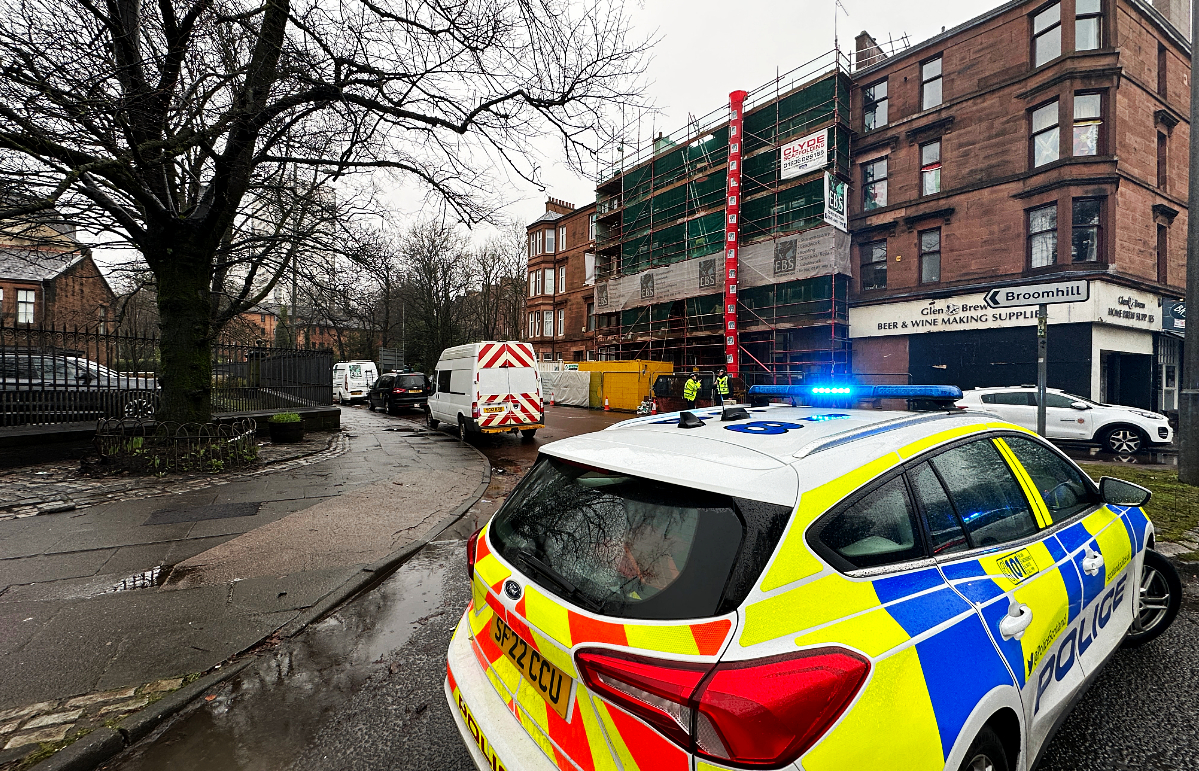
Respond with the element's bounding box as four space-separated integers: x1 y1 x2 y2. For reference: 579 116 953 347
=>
1 324 333 428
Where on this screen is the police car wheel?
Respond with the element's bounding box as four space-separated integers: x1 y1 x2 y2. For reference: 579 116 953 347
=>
1122 550 1181 649
958 726 1008 771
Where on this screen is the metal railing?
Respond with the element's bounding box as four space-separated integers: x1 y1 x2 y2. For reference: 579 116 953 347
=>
1 324 333 428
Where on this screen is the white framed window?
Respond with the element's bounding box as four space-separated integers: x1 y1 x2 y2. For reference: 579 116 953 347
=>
535 270 543 295
559 225 566 251
535 312 543 336
543 311 553 337
544 267 555 295
556 309 564 338
1031 100 1060 167
921 57 943 110
589 214 596 241
545 228 556 253
528 312 536 337
529 273 537 297
17 289 35 324
558 266 566 292
528 234 535 258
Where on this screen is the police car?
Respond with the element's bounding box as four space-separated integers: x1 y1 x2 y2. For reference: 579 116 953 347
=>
445 385 1181 771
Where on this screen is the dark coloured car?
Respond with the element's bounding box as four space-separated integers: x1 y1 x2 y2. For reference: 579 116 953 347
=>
1 354 159 426
368 371 429 415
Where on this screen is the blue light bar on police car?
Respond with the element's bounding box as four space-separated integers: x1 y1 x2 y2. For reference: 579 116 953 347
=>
747 384 964 400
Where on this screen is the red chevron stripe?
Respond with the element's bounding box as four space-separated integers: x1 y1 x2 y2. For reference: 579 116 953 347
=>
479 345 506 368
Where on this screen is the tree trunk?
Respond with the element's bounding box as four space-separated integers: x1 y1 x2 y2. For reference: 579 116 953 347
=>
155 253 215 424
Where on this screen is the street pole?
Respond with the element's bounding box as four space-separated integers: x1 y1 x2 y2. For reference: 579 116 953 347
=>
1181 2 1199 485
1037 303 1047 437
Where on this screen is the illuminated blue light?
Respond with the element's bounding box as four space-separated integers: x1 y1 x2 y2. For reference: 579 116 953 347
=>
810 386 853 395
748 384 964 400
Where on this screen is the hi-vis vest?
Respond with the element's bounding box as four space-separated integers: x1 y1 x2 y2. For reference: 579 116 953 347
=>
715 375 730 395
683 378 700 401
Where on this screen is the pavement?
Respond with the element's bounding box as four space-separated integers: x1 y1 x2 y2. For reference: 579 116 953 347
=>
0 406 489 762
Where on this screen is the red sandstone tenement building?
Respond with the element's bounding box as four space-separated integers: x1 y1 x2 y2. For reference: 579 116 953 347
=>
525 198 598 362
847 0 1190 413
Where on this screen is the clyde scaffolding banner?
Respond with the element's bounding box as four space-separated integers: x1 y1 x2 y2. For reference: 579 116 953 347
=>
780 129 829 180
593 225 851 313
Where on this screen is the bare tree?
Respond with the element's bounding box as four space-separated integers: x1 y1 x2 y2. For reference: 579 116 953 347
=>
400 219 473 369
468 222 527 341
0 0 649 421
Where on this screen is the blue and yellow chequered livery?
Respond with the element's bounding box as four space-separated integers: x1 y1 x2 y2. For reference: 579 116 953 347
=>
445 401 1158 771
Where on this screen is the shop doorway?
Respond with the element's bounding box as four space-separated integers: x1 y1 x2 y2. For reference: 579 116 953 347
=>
1099 351 1152 409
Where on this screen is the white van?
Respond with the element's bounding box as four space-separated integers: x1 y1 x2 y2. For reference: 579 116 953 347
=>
426 342 543 438
332 360 378 403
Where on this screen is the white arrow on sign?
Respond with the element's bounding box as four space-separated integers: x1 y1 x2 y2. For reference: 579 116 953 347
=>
984 280 1089 309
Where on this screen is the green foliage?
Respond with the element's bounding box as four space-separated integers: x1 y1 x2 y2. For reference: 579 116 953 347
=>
269 412 302 423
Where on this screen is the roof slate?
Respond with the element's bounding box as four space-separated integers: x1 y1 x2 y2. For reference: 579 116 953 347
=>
0 247 85 282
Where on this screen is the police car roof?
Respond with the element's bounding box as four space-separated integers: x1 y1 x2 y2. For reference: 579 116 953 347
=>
538 404 1002 507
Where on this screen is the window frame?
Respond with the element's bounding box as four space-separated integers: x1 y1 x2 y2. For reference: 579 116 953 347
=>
1028 202 1059 269
1032 1 1062 67
589 213 597 241
919 228 942 284
1158 224 1168 284
1157 132 1168 190
863 157 888 210
1070 197 1103 263
556 308 565 338
558 265 566 292
920 140 942 196
1074 0 1103 52
545 227 556 253
920 56 943 111
16 289 35 324
1157 43 1167 97
860 239 888 291
1071 91 1104 157
863 79 889 131
1030 99 1060 168
559 225 567 251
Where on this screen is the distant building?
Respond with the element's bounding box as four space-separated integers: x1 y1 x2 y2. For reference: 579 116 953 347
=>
525 198 598 362
0 248 116 330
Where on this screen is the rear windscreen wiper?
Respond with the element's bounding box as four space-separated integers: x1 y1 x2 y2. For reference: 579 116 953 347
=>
509 550 604 614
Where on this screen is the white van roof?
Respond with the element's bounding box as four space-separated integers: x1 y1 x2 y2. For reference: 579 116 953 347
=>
437 341 536 367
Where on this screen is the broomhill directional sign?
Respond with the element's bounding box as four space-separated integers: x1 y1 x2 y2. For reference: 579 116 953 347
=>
984 280 1089 309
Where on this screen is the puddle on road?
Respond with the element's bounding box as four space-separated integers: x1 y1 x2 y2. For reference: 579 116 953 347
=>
102 541 458 771
1059 445 1178 467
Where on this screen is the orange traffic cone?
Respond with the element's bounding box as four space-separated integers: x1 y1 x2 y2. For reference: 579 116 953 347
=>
603 398 610 411
651 399 658 414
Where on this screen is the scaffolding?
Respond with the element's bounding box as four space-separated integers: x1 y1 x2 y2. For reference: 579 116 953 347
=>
594 50 853 380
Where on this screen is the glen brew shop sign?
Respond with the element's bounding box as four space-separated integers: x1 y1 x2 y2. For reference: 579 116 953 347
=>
780 129 828 180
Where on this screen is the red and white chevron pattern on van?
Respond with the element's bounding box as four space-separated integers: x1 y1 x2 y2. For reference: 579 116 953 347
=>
476 392 542 428
477 342 536 369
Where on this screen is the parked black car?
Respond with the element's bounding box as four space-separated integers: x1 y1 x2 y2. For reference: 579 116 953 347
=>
1 354 159 426
368 371 429 415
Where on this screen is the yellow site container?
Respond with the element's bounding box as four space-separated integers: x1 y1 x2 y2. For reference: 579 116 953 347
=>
578 360 674 411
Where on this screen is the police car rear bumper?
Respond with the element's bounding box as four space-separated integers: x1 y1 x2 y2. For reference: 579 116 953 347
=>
445 611 558 771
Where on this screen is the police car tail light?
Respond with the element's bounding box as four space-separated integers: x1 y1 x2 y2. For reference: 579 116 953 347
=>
692 648 870 767
466 528 481 581
575 650 708 749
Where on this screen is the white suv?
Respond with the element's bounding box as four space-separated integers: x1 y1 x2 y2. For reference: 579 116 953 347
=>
958 386 1173 454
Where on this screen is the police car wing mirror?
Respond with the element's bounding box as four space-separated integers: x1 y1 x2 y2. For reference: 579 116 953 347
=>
1099 477 1151 507
720 406 750 422
677 411 705 429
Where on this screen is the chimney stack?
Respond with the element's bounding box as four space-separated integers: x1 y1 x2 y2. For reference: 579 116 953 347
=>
855 31 887 70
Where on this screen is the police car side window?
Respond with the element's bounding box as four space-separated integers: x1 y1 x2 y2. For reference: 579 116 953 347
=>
909 463 969 555
1002 436 1097 523
815 476 924 570
929 440 1039 547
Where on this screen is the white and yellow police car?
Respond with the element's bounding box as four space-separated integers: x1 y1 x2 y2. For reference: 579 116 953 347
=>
445 385 1181 771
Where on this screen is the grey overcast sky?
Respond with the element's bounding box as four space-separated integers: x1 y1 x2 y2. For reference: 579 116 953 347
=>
507 0 1007 225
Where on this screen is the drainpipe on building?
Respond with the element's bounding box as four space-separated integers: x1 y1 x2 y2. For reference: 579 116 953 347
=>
1182 3 1199 485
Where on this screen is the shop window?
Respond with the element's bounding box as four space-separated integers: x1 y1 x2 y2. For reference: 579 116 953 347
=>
921 57 943 110
919 229 941 284
861 240 887 291
863 158 888 210
1075 0 1102 51
1158 133 1167 189
17 289 34 324
1071 198 1102 262
1028 204 1058 268
1031 100 1060 167
1072 93 1102 156
864 80 888 131
920 140 942 195
1033 2 1061 67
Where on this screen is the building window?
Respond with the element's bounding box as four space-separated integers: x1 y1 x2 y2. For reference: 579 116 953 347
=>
1028 204 1058 268
1158 132 1168 189
920 141 942 195
1033 2 1061 67
589 213 597 241
921 57 943 110
1075 0 1102 50
1031 100 1059 167
1071 198 1101 262
861 241 887 290
545 227 556 253
529 273 537 297
863 158 888 210
559 225 567 250
528 311 536 338
586 302 595 331
919 229 941 283
1072 93 1102 156
98 306 107 334
558 266 566 292
260 313 267 323
544 267 555 295
17 289 35 324
1157 225 1168 283
1158 43 1167 97
556 309 564 338
543 310 554 337
863 80 888 130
